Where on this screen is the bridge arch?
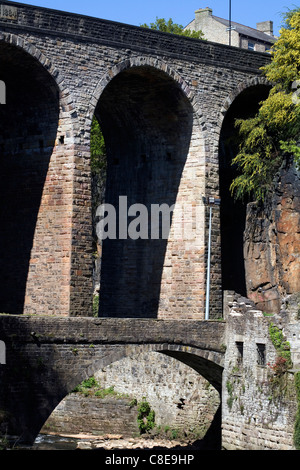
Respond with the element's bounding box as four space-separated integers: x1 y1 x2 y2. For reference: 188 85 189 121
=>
217 76 272 297
36 343 223 447
87 55 209 135
0 33 78 128
88 58 209 319
218 76 271 122
0 79 5 104
68 344 223 395
0 35 78 315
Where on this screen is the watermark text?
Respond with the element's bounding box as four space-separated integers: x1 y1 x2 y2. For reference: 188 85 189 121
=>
96 196 204 243
0 80 6 104
0 340 6 365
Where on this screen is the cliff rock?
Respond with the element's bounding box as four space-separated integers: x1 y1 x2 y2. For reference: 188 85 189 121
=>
244 161 300 313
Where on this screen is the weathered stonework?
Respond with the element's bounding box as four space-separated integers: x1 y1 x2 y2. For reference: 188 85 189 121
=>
1 2 299 452
94 352 220 432
0 1 270 319
222 291 299 450
43 395 140 438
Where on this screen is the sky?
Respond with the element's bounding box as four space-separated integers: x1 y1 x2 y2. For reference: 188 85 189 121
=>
9 0 300 36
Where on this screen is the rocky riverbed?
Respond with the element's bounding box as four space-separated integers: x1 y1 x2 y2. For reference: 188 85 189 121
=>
32 432 204 450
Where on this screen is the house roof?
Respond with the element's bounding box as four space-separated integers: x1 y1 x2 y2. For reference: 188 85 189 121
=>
185 14 276 45
213 15 276 44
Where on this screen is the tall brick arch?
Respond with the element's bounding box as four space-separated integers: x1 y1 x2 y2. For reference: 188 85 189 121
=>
85 58 210 319
0 32 79 128
0 34 78 316
218 76 271 122
216 76 272 297
87 56 209 134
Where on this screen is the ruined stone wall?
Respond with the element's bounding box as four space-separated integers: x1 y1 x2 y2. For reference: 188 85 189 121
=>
222 291 299 450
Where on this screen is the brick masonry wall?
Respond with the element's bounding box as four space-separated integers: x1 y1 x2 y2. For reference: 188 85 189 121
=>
43 395 140 437
0 1 270 319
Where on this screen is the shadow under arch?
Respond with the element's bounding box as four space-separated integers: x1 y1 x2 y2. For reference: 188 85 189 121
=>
35 344 223 449
218 80 272 296
0 40 60 314
93 64 196 318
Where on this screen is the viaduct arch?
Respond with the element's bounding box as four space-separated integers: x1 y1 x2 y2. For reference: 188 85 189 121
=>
0 35 78 317
217 77 272 296
90 60 208 318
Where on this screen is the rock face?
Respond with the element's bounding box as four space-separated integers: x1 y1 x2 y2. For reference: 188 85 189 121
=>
244 161 300 313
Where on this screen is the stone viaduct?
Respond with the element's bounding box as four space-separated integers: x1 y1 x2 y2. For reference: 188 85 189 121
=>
2 1 295 450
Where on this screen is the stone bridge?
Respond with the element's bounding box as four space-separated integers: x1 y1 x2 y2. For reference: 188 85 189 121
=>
0 315 225 444
0 1 275 448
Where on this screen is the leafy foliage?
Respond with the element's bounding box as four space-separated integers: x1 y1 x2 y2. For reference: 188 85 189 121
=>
230 9 300 201
268 322 292 367
140 17 205 40
90 116 106 175
90 116 106 237
72 376 130 399
294 372 300 449
137 399 155 433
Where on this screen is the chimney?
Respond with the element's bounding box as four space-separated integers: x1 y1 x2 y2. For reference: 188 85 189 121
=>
195 7 213 18
195 7 213 31
256 21 273 36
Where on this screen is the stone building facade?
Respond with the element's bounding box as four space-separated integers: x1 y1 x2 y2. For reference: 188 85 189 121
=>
185 7 276 52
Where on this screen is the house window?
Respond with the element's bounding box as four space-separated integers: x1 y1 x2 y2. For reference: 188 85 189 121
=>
248 42 255 51
236 341 244 365
256 343 266 366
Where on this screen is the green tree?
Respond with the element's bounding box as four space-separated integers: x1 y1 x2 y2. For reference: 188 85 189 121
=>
90 116 106 249
140 17 205 40
90 116 106 176
230 9 300 202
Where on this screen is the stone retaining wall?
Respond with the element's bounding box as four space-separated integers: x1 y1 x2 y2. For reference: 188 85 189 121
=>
42 395 139 437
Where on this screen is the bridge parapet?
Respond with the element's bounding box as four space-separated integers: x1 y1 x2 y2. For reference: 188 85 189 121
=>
0 0 270 72
0 315 225 355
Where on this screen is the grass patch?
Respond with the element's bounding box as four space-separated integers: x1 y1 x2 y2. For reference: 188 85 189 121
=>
72 376 129 400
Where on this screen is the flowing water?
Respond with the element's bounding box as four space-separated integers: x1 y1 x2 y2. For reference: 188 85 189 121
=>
29 434 80 450
26 433 206 451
